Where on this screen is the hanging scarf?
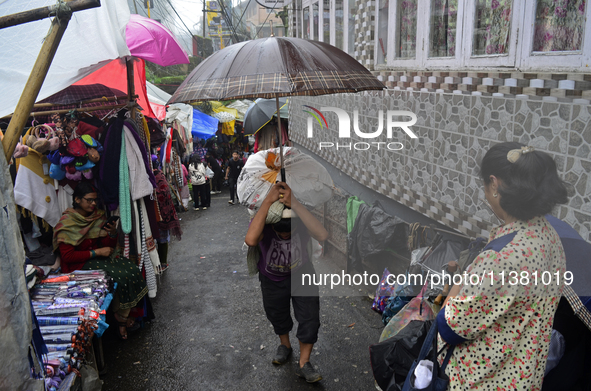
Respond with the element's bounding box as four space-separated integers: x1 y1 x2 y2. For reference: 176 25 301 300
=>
141 115 151 147
165 127 173 164
123 121 157 188
98 118 123 208
140 198 161 271
153 169 182 240
133 200 157 298
119 131 132 234
52 208 107 251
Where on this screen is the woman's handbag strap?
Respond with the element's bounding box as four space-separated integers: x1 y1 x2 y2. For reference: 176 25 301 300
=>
417 321 439 361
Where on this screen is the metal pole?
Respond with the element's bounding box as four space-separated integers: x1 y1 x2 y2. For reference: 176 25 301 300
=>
276 96 285 182
2 2 77 162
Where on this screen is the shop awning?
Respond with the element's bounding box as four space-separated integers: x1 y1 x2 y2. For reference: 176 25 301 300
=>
0 0 131 118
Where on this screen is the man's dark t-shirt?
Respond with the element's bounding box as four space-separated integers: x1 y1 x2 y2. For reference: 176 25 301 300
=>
257 225 310 282
207 156 221 172
228 159 244 179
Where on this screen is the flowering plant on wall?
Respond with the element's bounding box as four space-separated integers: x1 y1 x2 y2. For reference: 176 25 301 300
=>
473 0 512 55
533 0 586 52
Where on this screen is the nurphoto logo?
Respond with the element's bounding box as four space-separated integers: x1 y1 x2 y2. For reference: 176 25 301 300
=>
303 106 418 151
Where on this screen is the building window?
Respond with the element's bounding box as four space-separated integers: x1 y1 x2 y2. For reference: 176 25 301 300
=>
324 0 331 42
396 0 418 59
368 0 589 70
348 0 356 54
472 0 513 56
429 0 458 57
533 0 586 52
335 0 344 49
313 2 319 40
304 6 310 38
377 0 389 63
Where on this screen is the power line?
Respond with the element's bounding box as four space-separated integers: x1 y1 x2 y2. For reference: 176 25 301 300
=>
216 0 240 44
131 0 195 56
254 0 280 38
164 0 207 58
233 0 254 39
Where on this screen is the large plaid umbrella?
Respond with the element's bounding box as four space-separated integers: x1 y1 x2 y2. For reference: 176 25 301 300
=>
168 37 385 177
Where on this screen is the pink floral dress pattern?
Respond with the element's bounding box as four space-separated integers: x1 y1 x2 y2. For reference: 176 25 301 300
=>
438 216 566 390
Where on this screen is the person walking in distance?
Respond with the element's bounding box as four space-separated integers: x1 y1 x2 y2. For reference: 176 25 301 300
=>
206 152 223 194
225 150 244 205
189 155 208 210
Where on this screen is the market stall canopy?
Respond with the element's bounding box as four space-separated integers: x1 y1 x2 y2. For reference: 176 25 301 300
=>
167 103 194 131
0 0 131 118
126 14 189 67
191 109 218 140
226 99 253 122
74 57 156 118
146 81 172 121
146 81 171 105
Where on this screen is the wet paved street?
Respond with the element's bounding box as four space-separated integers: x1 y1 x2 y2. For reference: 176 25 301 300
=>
101 189 383 390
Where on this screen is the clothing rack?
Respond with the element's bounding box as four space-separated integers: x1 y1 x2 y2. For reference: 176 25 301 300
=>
24 103 130 117
1 95 138 119
32 95 130 108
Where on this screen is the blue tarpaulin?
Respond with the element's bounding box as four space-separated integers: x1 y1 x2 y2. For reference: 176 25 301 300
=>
191 109 218 140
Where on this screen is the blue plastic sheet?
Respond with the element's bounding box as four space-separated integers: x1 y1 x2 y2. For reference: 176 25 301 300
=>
191 109 218 140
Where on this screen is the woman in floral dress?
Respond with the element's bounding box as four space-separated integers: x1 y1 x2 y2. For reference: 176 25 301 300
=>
438 142 569 390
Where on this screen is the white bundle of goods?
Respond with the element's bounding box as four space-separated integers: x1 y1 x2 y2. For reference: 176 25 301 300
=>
237 147 333 215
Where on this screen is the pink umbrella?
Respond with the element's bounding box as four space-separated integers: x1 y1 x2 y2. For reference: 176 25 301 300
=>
126 14 190 67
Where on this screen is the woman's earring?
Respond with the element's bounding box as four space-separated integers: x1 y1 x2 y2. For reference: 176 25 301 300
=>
493 193 498 198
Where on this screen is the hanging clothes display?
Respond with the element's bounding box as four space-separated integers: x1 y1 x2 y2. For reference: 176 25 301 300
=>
133 200 157 298
140 199 161 272
153 169 182 240
98 117 124 208
123 124 155 201
14 146 61 227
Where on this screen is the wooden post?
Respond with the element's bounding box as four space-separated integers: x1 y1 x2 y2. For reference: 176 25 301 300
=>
126 58 137 120
1 0 101 162
0 0 100 30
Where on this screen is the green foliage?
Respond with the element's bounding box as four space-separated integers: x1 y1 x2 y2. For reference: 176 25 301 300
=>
161 75 188 84
193 101 214 115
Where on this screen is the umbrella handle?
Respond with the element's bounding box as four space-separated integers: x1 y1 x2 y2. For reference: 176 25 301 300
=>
281 167 286 183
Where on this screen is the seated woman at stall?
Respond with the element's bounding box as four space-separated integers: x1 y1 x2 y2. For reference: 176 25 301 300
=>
438 142 569 390
53 182 148 340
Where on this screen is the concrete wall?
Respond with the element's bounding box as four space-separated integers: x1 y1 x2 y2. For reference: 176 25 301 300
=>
289 91 591 241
